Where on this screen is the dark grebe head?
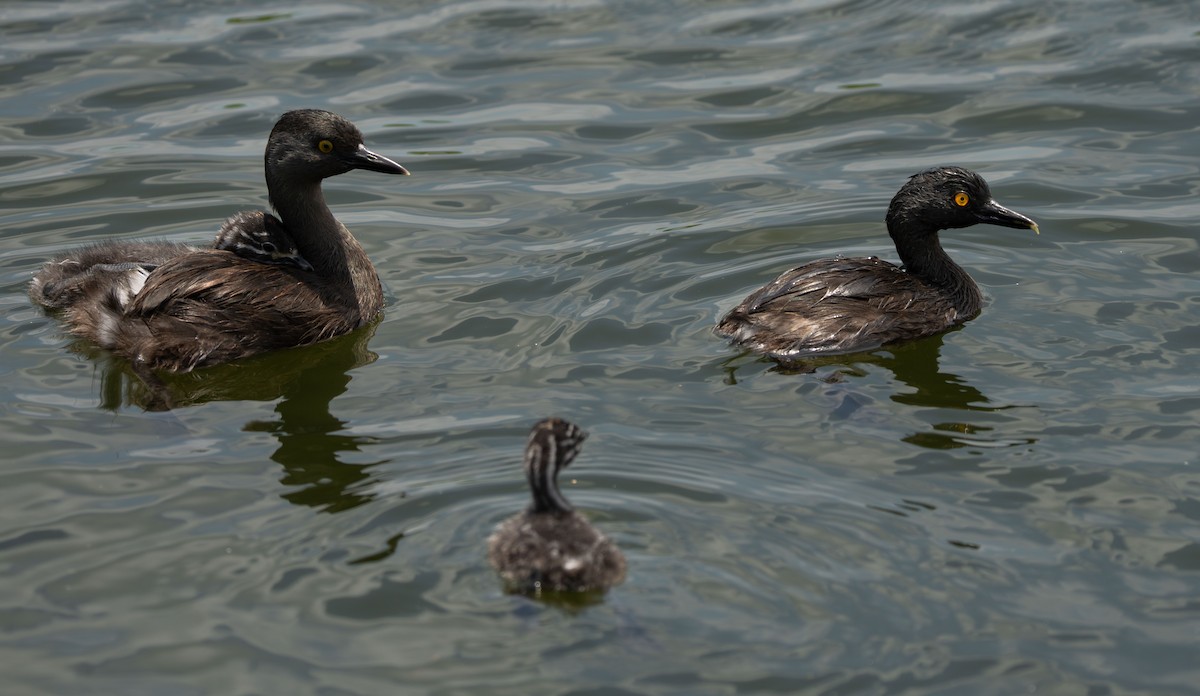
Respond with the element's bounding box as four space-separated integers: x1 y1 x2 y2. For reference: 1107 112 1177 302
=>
264 109 409 201
525 417 588 514
885 166 1039 241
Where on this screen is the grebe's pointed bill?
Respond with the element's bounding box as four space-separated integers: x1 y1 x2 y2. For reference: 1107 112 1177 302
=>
344 143 410 176
979 198 1039 235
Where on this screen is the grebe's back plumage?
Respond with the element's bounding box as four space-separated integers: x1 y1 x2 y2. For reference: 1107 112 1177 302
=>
30 109 408 373
488 418 626 595
715 167 1039 360
33 213 312 313
31 241 191 311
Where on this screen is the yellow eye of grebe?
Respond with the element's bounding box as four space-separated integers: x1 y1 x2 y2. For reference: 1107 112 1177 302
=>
317 140 333 153
954 192 969 207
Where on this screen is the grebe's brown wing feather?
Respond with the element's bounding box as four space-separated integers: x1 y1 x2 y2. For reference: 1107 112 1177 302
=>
739 256 898 313
110 251 366 372
715 256 960 358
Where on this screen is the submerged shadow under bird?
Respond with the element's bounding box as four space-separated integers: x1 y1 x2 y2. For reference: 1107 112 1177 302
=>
715 166 1039 361
29 109 408 379
488 418 627 596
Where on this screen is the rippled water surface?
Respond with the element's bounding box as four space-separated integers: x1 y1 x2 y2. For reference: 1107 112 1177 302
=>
2 1 1199 693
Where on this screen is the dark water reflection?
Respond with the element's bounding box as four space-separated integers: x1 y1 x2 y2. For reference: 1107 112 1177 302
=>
79 320 380 411
63 319 386 510
882 334 991 411
726 331 1039 451
240 327 385 513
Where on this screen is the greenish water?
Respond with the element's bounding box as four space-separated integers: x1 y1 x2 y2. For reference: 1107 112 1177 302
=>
2 1 1199 694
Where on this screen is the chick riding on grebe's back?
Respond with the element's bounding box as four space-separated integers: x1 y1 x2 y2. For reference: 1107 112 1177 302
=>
715 166 1039 360
212 211 313 271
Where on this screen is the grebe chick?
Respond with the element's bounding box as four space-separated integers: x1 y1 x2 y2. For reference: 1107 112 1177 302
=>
715 166 1039 360
212 211 313 271
488 418 626 595
29 109 409 373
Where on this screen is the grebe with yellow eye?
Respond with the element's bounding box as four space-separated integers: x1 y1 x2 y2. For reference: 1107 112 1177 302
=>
715 167 1039 360
30 109 408 374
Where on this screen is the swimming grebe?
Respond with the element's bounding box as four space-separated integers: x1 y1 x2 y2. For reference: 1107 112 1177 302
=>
714 167 1038 360
29 109 408 373
488 418 627 594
